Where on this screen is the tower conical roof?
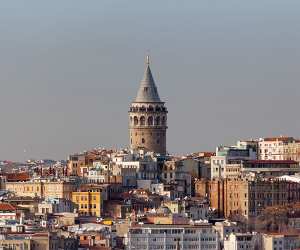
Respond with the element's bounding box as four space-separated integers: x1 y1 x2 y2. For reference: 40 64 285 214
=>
134 56 161 103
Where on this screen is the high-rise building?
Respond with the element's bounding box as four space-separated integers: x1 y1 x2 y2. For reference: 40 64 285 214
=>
129 56 168 155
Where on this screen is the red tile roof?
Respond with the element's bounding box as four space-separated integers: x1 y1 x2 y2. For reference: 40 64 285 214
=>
0 203 16 211
247 160 298 164
6 172 30 182
264 136 294 142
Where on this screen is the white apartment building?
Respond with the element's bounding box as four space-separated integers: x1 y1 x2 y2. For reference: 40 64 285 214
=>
127 223 219 250
211 142 257 179
224 233 259 250
262 233 300 250
111 151 158 187
87 168 107 184
213 221 242 241
258 136 300 161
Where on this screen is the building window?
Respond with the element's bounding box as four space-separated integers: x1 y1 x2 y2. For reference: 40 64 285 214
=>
148 116 153 125
134 116 138 125
140 116 145 126
142 138 145 144
162 116 166 125
155 116 160 125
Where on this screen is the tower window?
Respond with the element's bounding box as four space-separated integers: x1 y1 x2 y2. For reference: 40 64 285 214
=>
155 116 160 126
134 116 138 125
162 116 166 125
156 139 160 144
142 138 145 144
140 116 145 126
148 116 153 126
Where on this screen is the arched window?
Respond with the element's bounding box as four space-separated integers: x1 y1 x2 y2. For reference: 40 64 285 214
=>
140 116 145 126
148 116 153 126
162 116 166 125
140 106 146 112
148 105 154 112
155 116 160 126
134 116 138 126
142 138 145 144
155 106 161 112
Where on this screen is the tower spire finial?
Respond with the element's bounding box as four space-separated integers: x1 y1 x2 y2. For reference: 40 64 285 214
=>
146 54 150 65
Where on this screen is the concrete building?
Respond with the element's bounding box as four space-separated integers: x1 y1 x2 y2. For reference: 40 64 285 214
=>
112 151 158 188
0 232 59 250
0 203 18 221
258 136 300 161
5 180 76 200
127 223 219 250
241 159 300 178
161 160 192 196
195 178 300 219
224 233 259 250
72 190 102 217
262 233 300 250
195 179 249 219
214 221 242 242
37 198 76 214
129 56 168 155
211 142 257 179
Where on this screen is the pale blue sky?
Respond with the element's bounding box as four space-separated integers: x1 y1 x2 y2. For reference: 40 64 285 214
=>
1 1 300 161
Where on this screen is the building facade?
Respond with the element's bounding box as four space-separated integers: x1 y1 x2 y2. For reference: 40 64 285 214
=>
127 223 219 250
5 180 76 200
72 190 102 217
258 136 300 161
129 56 168 155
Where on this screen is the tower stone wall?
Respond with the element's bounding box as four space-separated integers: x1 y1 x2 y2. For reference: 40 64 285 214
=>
129 57 168 155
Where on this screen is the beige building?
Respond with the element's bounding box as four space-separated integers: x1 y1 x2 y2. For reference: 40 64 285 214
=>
262 233 300 250
224 233 258 250
195 178 300 219
258 136 300 161
0 238 31 250
5 180 76 200
129 56 168 155
195 179 249 219
0 232 59 250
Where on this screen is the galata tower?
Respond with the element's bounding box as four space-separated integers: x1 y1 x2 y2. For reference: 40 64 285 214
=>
129 56 168 155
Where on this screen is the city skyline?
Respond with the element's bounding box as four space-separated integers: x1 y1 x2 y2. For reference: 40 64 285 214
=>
1 1 300 161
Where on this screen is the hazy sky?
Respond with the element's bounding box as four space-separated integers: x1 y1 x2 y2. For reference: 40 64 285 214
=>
1 1 300 161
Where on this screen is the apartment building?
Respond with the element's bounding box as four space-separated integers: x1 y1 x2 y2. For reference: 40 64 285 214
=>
211 142 257 179
5 180 76 200
72 190 102 217
127 223 220 250
258 136 300 161
262 233 300 250
224 233 259 250
195 179 300 219
241 160 300 178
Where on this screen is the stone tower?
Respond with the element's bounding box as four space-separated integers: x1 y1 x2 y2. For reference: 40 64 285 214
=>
129 56 168 155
